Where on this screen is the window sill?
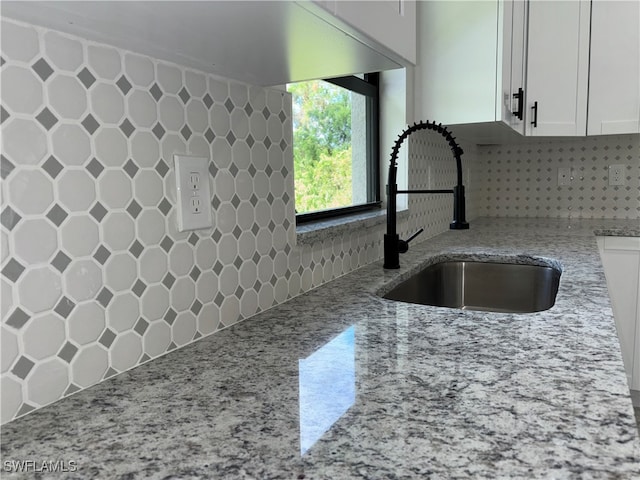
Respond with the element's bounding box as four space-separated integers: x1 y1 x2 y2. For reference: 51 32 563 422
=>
296 209 409 245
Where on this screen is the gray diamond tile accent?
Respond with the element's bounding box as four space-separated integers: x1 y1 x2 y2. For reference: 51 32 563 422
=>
232 225 242 239
264 137 272 150
278 110 286 123
99 328 116 348
54 296 76 318
150 83 163 101
134 317 149 336
211 195 221 209
119 118 135 138
132 279 147 297
252 251 261 264
164 308 177 325
77 67 96 89
0 105 9 124
116 75 132 95
129 240 144 258
246 134 255 149
64 384 81 396
6 308 30 329
58 342 78 363
140 353 152 363
104 367 118 378
226 131 236 146
266 192 274 203
93 245 111 265
203 93 213 109
1 206 21 231
155 159 169 178
283 218 291 230
32 58 54 81
204 128 215 144
1 155 15 180
160 236 173 253
280 139 287 151
193 331 202 340
46 204 68 226
282 191 290 203
224 98 234 113
16 404 36 417
211 229 222 242
86 158 105 178
152 122 166 140
178 87 191 104
42 155 64 179
126 200 142 219
0 56 4 67
231 195 241 208
262 107 270 119
229 164 238 176
124 159 139 178
269 247 277 259
208 162 218 177
51 251 72 273
96 287 114 307
89 202 108 222
253 278 262 291
233 256 242 269
158 198 172 216
2 258 25 283
167 342 178 351
187 233 199 246
162 272 175 289
36 107 58 130
213 261 223 275
12 356 35 379
234 285 244 299
180 124 192 141
190 299 202 315
189 266 201 281
82 114 100 135
249 194 258 207
214 292 225 306
244 103 253 116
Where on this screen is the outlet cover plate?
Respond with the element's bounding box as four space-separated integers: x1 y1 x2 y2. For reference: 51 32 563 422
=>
174 154 213 231
608 164 625 186
558 167 572 186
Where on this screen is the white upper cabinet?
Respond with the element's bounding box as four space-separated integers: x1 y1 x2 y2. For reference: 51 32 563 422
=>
415 0 526 142
587 0 640 135
525 0 591 136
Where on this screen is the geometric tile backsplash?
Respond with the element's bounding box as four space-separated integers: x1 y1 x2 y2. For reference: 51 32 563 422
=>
2 16 637 426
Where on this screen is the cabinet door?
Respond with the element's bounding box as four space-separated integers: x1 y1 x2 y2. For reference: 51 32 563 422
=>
505 0 527 134
587 0 640 135
525 0 590 136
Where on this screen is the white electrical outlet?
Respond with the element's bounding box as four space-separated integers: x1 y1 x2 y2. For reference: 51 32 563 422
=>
174 155 213 231
608 164 625 186
557 167 572 186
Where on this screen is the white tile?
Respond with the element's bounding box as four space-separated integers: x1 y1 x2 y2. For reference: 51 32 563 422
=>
68 301 106 345
197 302 219 336
208 77 228 103
23 313 65 360
172 311 196 346
240 288 258 318
195 238 215 270
95 127 128 168
234 171 253 201
51 124 92 166
219 266 238 296
139 246 168 284
186 101 208 133
43 31 84 72
99 170 132 209
128 89 157 128
217 233 238 264
143 321 171 358
1 279 13 320
185 70 207 98
2 118 48 166
17 267 62 314
104 252 137 291
91 82 125 124
168 242 194 276
1 326 19 374
266 89 284 115
102 212 135 251
251 142 268 170
170 277 195 312
229 83 248 107
27 358 69 406
87 44 121 80
133 170 163 207
157 62 182 94
231 141 251 170
196 270 217 304
238 261 257 290
0 20 39 62
48 74 88 120
64 259 103 302
230 109 250 140
238 231 256 261
72 344 108 387
1 65 43 115
136 209 165 246
249 111 267 142
107 292 139 333
58 170 96 212
158 96 184 132
1 376 23 424
214 170 235 203
110 331 141 371
61 216 99 257
236 202 254 231
13 218 58 264
220 295 240 326
130 131 160 168
140 284 169 321
267 115 283 143
124 53 154 87
210 104 230 135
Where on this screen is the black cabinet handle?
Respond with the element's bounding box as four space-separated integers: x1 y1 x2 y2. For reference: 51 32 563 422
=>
512 87 524 120
531 101 538 128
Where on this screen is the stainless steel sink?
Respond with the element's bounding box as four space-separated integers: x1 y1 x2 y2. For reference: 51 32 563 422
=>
383 260 561 313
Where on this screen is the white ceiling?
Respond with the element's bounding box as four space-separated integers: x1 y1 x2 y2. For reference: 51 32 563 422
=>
1 1 402 86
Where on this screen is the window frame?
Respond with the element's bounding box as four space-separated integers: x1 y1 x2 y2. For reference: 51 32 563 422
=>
293 73 381 225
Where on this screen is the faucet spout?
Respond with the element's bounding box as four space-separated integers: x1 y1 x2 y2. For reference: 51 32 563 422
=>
383 121 469 270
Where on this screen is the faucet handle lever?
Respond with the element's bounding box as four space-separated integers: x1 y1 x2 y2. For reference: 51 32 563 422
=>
398 228 424 253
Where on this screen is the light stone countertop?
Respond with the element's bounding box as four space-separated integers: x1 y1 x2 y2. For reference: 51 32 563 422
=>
1 217 639 479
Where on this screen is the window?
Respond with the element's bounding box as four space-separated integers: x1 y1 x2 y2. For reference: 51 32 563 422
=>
287 74 380 223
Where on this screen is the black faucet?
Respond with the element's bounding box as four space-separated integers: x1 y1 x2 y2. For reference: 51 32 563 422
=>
383 120 469 269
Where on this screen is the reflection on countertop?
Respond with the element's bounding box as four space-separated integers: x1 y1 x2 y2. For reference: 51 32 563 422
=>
1 217 639 479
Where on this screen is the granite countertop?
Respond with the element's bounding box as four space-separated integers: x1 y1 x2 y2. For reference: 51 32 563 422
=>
2 217 639 479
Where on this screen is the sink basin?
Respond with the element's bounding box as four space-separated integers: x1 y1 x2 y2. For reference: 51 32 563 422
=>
383 260 561 313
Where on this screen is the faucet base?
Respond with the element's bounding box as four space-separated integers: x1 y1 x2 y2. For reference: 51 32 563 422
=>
450 221 469 230
383 234 400 269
